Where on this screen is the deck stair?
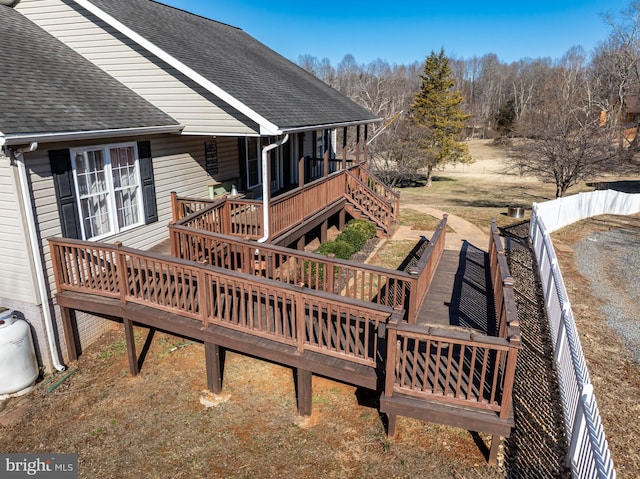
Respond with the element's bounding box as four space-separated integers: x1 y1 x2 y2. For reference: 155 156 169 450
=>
343 167 399 237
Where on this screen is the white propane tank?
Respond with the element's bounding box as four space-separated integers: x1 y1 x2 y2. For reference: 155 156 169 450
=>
0 308 39 399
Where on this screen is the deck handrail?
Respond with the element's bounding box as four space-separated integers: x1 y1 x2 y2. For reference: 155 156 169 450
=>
384 317 519 415
344 169 394 232
354 164 400 217
49 237 395 367
168 223 416 314
169 214 447 323
384 221 521 417
487 219 521 418
269 172 346 239
171 165 399 241
406 215 448 322
171 192 221 222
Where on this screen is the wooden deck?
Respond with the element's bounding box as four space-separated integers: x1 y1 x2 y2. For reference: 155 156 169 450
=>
50 194 519 464
417 243 497 336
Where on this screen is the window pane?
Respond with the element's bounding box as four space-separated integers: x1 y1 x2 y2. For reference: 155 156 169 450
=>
115 187 139 228
75 150 110 239
81 193 110 239
110 146 141 229
246 138 260 188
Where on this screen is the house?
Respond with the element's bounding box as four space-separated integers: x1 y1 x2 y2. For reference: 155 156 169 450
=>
1 0 380 373
2 1 519 462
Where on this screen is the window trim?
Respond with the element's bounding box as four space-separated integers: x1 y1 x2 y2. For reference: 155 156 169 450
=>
70 141 145 241
244 137 262 189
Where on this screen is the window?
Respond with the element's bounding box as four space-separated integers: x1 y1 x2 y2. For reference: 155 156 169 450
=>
245 137 261 189
71 143 144 240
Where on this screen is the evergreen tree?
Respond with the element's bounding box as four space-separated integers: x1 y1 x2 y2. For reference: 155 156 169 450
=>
495 98 516 139
409 49 472 186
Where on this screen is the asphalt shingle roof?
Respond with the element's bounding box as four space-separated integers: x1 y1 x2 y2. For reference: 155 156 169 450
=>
0 6 179 137
85 0 377 131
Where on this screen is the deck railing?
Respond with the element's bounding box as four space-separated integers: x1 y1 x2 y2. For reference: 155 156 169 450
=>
171 167 399 241
406 216 448 321
171 193 219 222
354 164 400 219
168 215 448 323
384 222 520 416
269 172 346 239
345 169 395 233
384 320 517 414
49 237 394 367
169 224 411 311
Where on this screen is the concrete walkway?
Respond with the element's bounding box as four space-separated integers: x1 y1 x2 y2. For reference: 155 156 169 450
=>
393 204 488 252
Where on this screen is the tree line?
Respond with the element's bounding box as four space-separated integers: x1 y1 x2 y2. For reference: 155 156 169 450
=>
298 2 640 197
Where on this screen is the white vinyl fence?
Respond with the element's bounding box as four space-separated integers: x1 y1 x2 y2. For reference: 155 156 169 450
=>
528 189 639 479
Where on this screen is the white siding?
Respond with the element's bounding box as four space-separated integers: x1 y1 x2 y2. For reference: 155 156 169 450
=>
16 0 260 136
0 155 38 304
23 134 239 367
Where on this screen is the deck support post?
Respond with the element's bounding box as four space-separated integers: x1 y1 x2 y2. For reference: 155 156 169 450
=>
296 368 312 417
205 342 224 394
60 306 78 362
123 318 139 376
320 220 328 243
296 235 305 251
386 413 397 437
338 209 345 231
488 435 501 465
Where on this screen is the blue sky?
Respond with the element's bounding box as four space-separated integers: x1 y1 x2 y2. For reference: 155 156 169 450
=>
162 1 631 65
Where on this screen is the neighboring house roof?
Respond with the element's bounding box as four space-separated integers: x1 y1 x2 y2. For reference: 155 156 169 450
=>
0 5 181 146
75 0 378 133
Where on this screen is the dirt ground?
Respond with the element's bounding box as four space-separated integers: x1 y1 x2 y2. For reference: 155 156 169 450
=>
1 140 638 478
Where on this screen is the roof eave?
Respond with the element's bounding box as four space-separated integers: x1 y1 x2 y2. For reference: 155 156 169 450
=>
0 124 184 147
280 118 382 134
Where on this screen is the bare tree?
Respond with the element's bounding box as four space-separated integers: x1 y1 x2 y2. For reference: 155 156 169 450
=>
511 48 623 197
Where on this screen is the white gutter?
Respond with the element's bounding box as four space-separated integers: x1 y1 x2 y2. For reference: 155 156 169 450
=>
70 0 281 136
281 118 382 134
13 142 66 371
257 134 289 243
2 124 183 147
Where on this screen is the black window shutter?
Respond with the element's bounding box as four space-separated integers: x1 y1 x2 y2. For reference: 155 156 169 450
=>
49 149 81 239
237 138 247 192
137 140 158 224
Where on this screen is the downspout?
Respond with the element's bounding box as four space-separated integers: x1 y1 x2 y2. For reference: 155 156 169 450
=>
257 134 289 243
13 142 66 371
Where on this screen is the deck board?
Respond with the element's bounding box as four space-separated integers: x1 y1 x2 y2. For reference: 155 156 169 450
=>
416 243 495 335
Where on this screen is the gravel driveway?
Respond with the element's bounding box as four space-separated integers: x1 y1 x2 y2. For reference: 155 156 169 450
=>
573 228 640 364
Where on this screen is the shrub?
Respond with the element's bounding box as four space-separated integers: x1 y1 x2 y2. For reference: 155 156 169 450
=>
336 227 367 251
345 219 377 240
301 260 326 288
318 240 356 260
